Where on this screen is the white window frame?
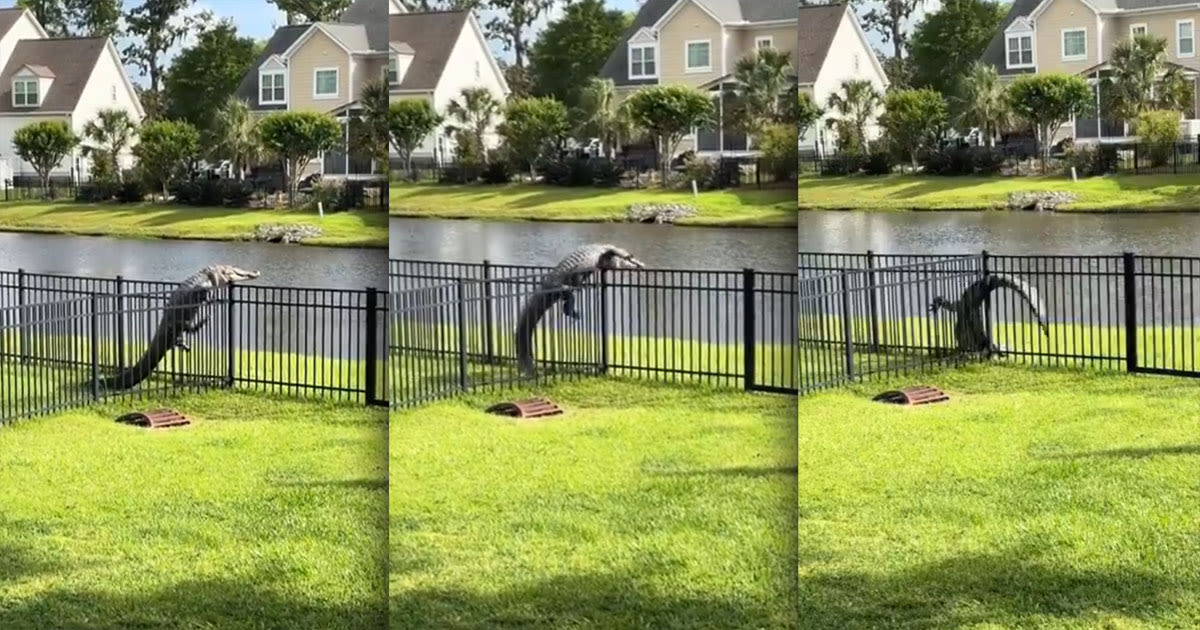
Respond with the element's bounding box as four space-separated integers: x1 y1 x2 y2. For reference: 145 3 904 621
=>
387 56 398 84
313 67 339 100
755 36 773 50
628 43 658 79
1179 19 1195 58
685 39 712 73
1005 32 1034 69
12 78 37 107
1130 23 1148 38
1061 28 1088 62
259 70 286 105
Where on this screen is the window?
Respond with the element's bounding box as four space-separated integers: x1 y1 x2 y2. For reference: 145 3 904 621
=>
314 68 338 98
755 36 773 50
260 71 285 104
1131 24 1148 38
1006 34 1033 68
629 43 657 79
1179 20 1195 57
686 40 711 72
1062 28 1087 61
13 79 38 106
387 56 398 84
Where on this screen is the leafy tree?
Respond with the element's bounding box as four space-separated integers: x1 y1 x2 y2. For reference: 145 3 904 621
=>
356 79 392 173
498 97 570 178
757 122 799 180
824 79 882 153
123 0 200 93
624 85 714 180
485 0 564 69
729 48 794 137
529 0 630 106
444 88 502 165
82 109 138 183
390 100 442 175
574 77 631 159
880 54 914 89
955 62 1011 148
207 97 261 180
17 0 68 36
17 0 120 37
503 62 533 99
1137 109 1181 166
133 120 199 199
1105 34 1192 124
163 20 260 132
1007 73 1092 169
269 0 351 22
909 0 1007 97
796 91 823 140
855 0 926 60
12 121 78 194
257 112 343 207
880 88 948 167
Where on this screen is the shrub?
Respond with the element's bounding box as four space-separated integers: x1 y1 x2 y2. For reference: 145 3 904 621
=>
76 181 119 202
757 123 798 181
1064 144 1120 177
863 150 896 175
820 153 862 175
172 179 256 207
972 148 1007 175
480 159 513 185
1136 109 1181 167
438 163 482 184
920 147 976 176
680 155 718 190
117 179 147 203
590 159 623 187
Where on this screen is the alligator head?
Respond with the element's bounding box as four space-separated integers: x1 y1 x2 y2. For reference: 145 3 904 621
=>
200 265 261 287
598 246 645 270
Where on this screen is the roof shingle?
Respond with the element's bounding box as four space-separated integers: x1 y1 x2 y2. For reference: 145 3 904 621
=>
0 38 107 113
389 11 470 91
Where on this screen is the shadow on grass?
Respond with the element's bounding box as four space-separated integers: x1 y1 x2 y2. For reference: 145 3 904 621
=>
1042 444 1200 460
653 465 798 478
276 478 387 491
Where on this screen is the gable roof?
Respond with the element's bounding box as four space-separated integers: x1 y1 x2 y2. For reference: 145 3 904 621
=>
234 24 308 109
599 0 676 86
0 37 107 113
389 10 470 91
0 8 28 39
692 0 795 23
339 0 389 51
981 0 1042 75
795 4 846 85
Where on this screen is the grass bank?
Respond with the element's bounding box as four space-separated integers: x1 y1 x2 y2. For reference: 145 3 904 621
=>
0 201 387 247
392 378 796 629
797 173 1200 211
0 391 387 630
390 183 796 227
798 363 1200 629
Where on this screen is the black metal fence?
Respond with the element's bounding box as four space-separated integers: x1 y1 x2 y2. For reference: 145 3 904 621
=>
0 269 387 426
797 250 1200 393
389 259 797 408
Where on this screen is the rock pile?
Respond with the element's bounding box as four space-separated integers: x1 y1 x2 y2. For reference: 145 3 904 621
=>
1006 191 1079 212
249 224 323 243
625 203 697 224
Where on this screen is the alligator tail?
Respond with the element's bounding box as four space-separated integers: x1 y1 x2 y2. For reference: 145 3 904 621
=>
515 289 563 377
101 324 175 390
987 274 1050 336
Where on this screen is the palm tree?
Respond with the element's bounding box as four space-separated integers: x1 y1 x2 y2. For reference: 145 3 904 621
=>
955 62 1012 149
730 48 794 136
207 96 261 180
82 109 137 183
1107 34 1190 125
824 79 882 153
444 87 502 164
574 77 630 159
356 78 391 173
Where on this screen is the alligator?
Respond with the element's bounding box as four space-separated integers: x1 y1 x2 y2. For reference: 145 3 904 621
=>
515 244 644 377
102 265 260 390
929 273 1050 355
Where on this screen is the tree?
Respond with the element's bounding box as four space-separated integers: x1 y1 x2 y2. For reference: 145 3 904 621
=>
356 79 392 173
163 20 260 132
444 88 502 165
257 112 343 207
485 0 564 69
796 91 823 141
133 120 199 199
17 0 68 36
389 100 442 175
729 48 794 138
12 121 78 195
824 79 882 153
123 0 199 93
17 0 120 37
1105 34 1192 125
498 97 570 178
955 62 1011 148
880 88 948 167
856 0 925 60
82 109 138 183
1137 109 1181 167
1007 73 1092 170
207 97 261 180
574 77 631 159
529 0 630 106
624 85 714 180
268 0 351 22
909 0 1007 97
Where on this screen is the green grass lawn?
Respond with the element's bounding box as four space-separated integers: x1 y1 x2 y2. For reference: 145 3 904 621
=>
0 390 387 630
797 173 1200 211
0 201 387 247
798 363 1200 629
390 183 796 227
392 378 796 629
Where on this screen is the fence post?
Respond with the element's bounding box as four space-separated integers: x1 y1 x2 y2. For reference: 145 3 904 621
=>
866 250 880 352
225 284 236 388
981 250 992 358
742 268 756 391
455 279 468 391
115 275 125 372
1123 251 1138 373
840 271 855 380
89 292 99 401
482 260 495 365
1134 144 1140 174
365 287 379 404
598 267 609 374
17 268 26 363
1174 142 1179 174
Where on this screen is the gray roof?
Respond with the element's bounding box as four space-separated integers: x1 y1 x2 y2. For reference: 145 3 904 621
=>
599 0 797 86
234 25 308 110
0 38 107 113
338 0 389 51
0 8 26 39
389 11 470 91
320 23 370 51
796 4 846 85
981 0 1041 76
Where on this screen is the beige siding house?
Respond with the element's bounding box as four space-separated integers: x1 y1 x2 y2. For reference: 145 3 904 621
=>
599 0 799 156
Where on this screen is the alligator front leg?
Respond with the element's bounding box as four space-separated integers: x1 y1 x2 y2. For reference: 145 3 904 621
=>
561 291 581 319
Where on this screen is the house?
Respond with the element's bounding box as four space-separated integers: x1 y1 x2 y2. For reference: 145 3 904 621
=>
981 0 1200 143
234 0 390 178
598 0 800 157
0 8 144 184
795 4 888 157
388 8 510 167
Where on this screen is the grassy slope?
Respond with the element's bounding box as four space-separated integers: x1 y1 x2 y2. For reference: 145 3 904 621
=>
798 363 1200 629
0 201 387 247
390 183 796 227
0 391 387 630
797 173 1200 211
392 378 797 630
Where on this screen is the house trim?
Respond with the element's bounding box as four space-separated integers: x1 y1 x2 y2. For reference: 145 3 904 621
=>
1030 0 1100 20
282 23 357 58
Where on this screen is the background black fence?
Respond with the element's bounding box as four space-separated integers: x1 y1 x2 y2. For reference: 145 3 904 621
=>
797 250 1200 393
0 270 387 426
389 259 797 408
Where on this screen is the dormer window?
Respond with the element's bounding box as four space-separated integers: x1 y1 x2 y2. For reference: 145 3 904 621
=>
13 78 38 107
260 70 285 105
629 43 657 79
388 56 398 84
